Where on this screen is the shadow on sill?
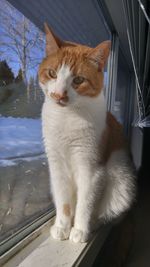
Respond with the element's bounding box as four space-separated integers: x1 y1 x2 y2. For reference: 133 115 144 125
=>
92 167 150 267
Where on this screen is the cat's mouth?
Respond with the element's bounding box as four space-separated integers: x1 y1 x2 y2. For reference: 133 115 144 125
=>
49 92 69 107
56 99 68 107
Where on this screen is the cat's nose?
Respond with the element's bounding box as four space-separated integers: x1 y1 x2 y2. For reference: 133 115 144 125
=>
50 91 68 102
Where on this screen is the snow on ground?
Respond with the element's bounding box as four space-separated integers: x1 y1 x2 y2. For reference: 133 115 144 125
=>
0 117 45 166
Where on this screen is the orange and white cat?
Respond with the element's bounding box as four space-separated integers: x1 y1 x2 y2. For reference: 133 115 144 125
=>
39 24 136 243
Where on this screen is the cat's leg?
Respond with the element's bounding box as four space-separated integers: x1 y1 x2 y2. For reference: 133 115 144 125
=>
49 160 75 240
70 163 105 243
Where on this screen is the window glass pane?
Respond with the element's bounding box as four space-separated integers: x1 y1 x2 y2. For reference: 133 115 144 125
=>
0 0 111 250
0 0 52 245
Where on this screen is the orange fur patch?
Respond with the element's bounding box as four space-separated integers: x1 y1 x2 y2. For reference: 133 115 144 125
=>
100 112 128 163
63 204 71 217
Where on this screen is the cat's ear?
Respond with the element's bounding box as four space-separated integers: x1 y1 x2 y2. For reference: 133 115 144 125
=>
44 23 64 56
87 41 111 70
44 23 77 56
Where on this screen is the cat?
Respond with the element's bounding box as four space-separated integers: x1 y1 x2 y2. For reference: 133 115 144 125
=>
38 23 136 243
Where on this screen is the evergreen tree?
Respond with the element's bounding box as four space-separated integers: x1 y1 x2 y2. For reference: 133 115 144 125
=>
0 60 14 86
15 68 23 83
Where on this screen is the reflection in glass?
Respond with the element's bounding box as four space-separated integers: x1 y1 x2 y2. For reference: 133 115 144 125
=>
112 49 131 131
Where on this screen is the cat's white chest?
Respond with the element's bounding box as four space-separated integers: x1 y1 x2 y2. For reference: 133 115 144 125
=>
42 101 89 147
42 102 67 149
42 94 107 162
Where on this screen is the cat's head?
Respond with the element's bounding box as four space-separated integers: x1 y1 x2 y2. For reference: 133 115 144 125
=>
39 23 111 107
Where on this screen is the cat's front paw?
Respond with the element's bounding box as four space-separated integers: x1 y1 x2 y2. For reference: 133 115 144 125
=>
69 227 91 243
50 225 71 240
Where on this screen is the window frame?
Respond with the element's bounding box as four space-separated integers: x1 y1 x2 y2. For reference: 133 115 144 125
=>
0 0 137 264
0 209 55 258
109 43 135 135
105 34 119 111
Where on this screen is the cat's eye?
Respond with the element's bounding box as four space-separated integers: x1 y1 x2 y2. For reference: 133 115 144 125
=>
73 76 85 85
48 69 57 79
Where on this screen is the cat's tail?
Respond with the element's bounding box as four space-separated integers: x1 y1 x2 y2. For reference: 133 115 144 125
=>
99 150 136 222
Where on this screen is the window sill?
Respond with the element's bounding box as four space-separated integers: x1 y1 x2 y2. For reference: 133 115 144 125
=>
1 217 111 267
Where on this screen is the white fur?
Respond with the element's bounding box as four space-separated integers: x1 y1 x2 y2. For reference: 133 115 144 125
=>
41 64 135 243
40 64 74 100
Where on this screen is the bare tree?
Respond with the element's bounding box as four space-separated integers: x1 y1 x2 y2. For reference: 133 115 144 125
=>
0 0 45 83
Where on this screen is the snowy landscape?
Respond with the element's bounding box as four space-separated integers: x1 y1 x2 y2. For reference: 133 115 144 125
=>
0 117 44 166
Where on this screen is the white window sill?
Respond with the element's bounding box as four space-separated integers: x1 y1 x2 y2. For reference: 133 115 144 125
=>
1 218 111 267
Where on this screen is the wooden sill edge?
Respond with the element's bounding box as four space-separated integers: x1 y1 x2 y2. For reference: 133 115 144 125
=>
1 217 112 267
